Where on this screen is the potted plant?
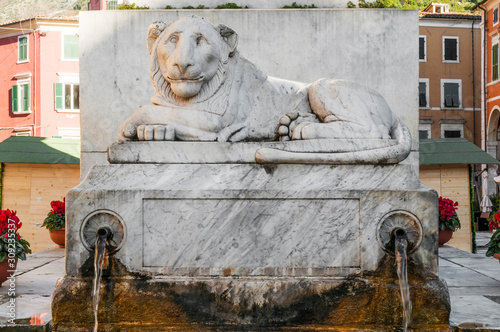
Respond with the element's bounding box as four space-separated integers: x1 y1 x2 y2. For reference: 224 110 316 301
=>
0 209 31 286
41 199 66 248
438 197 461 247
486 211 500 260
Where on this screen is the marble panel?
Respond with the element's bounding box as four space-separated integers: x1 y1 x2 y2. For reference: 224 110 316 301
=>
143 198 360 275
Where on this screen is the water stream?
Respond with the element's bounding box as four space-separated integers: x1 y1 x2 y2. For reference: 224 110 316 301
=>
92 231 107 332
395 233 412 332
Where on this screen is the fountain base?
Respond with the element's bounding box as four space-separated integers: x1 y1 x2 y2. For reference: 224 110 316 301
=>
55 161 450 330
52 271 450 331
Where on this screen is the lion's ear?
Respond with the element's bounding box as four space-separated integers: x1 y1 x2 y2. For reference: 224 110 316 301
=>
218 24 238 57
147 21 167 54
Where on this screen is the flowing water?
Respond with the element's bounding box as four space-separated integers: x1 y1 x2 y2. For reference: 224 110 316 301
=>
395 235 412 332
92 234 107 332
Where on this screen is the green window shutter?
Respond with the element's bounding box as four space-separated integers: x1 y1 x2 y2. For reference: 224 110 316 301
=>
419 37 425 60
54 83 63 110
18 36 27 61
444 83 460 107
444 38 458 61
64 35 79 60
12 85 18 113
419 82 427 107
23 84 30 111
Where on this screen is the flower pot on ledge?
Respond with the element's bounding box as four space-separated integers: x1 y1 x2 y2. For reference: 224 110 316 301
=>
49 227 66 248
438 228 453 247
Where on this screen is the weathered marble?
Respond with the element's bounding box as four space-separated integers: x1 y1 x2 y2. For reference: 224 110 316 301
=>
52 9 450 332
53 160 449 330
116 16 411 166
79 9 419 177
64 162 438 277
108 139 407 165
143 198 361 272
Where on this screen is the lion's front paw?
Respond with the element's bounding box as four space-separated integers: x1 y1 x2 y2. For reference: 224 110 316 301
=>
136 125 175 141
278 112 318 141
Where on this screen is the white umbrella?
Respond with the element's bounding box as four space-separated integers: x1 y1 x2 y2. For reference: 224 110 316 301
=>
480 195 493 218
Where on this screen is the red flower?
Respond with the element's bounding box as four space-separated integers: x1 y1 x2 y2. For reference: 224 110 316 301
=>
495 213 500 222
50 199 66 215
438 197 459 223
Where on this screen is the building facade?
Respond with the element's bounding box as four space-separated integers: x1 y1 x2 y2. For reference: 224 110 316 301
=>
418 11 482 146
0 16 80 142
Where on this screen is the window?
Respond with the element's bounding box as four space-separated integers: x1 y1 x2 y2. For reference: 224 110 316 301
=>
62 34 79 60
419 123 431 139
443 37 459 62
55 82 79 112
18 35 28 62
57 127 80 139
494 7 499 26
419 36 426 62
108 0 118 9
441 123 464 138
441 79 461 108
14 127 31 136
11 80 30 113
494 42 499 82
419 79 429 108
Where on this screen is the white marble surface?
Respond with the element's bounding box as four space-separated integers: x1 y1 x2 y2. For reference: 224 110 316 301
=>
66 162 438 278
79 9 419 177
108 139 402 164
116 16 411 168
143 198 360 274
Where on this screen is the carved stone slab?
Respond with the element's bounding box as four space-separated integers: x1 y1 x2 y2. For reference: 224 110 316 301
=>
143 198 360 275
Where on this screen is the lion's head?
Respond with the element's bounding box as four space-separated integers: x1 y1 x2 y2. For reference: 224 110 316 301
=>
147 16 238 104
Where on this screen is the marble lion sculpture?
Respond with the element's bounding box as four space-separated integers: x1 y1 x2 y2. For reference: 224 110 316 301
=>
118 16 411 164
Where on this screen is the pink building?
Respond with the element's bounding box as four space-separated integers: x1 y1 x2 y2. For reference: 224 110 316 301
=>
0 16 80 142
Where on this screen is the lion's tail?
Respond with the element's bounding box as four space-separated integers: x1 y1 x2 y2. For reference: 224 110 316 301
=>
254 119 412 165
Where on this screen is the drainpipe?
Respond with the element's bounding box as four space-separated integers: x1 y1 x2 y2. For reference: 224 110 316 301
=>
473 19 477 146
34 28 37 136
478 4 491 198
478 4 488 152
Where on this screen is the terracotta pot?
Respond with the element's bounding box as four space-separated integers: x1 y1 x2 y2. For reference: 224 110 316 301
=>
49 227 66 248
438 228 453 247
493 253 500 260
0 258 18 287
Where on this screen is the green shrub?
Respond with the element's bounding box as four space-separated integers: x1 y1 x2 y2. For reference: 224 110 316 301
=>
117 2 150 9
215 3 248 9
283 2 316 8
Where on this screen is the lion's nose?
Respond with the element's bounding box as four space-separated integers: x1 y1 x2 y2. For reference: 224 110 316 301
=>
174 59 194 74
173 45 196 74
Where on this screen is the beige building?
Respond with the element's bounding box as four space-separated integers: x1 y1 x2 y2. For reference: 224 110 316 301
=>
419 10 481 146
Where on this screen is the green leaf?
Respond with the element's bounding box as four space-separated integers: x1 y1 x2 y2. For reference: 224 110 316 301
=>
0 252 6 262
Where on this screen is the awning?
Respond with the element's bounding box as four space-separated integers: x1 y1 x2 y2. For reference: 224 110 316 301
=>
419 138 500 165
0 136 80 164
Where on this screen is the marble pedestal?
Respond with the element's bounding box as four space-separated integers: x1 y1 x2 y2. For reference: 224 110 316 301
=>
51 142 450 331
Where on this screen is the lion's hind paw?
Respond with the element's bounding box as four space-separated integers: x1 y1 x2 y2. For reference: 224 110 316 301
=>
278 112 319 141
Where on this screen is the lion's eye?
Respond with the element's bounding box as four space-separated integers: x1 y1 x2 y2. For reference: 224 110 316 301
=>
169 36 178 44
196 36 208 45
